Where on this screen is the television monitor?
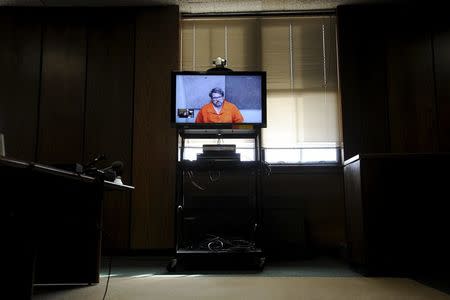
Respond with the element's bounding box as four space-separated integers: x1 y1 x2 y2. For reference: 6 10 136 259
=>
171 71 266 128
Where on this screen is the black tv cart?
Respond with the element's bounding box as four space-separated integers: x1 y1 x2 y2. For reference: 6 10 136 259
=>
168 128 265 271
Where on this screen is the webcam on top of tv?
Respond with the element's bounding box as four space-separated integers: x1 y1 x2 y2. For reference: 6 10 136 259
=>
212 57 227 68
208 57 233 72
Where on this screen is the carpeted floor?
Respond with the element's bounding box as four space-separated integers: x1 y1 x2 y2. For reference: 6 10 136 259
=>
33 256 450 300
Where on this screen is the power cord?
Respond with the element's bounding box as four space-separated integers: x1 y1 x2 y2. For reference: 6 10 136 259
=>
187 170 222 190
102 255 112 300
209 170 220 182
99 228 115 300
187 170 206 190
262 161 272 176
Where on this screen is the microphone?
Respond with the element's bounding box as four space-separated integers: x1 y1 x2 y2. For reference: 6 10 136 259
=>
85 154 106 169
102 161 123 173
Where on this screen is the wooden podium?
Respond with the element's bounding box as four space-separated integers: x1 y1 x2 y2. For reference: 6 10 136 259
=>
1 156 133 299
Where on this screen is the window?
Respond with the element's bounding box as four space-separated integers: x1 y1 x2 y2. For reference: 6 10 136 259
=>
181 16 342 164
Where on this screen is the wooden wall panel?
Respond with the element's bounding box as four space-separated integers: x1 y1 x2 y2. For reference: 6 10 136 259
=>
343 159 365 266
37 13 87 164
336 5 389 161
302 171 345 250
336 6 361 161
262 167 345 252
84 11 135 250
386 13 436 153
344 153 450 275
0 9 42 161
131 6 179 249
434 25 450 152
337 4 450 157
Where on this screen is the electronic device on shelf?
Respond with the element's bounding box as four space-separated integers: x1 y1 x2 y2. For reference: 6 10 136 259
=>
197 144 240 162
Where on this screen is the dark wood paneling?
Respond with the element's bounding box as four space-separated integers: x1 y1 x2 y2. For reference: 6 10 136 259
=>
336 6 361 161
262 167 345 252
131 6 179 249
434 25 450 151
84 11 135 250
37 13 87 164
386 12 436 153
344 153 450 276
337 4 450 157
262 205 307 256
343 159 365 266
337 5 389 161
0 10 42 161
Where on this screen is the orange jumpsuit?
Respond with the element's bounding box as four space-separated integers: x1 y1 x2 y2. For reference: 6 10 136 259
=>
195 100 244 123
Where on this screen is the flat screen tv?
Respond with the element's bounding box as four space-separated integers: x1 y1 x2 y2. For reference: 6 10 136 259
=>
171 71 266 128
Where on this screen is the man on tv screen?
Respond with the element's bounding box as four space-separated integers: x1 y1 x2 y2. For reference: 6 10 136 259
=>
195 87 244 123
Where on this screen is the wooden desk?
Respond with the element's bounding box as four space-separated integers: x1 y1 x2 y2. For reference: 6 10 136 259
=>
1 157 133 299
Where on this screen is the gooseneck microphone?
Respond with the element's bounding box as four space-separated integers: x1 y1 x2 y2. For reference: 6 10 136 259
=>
85 154 106 169
102 161 123 173
82 157 124 183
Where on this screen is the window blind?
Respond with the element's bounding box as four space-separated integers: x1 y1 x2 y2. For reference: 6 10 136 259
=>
181 16 342 163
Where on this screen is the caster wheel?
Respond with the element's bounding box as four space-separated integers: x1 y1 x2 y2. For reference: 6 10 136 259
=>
167 258 177 272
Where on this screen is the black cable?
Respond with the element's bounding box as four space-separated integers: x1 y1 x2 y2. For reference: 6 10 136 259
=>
187 170 206 190
102 255 113 300
100 229 115 300
209 170 220 182
262 161 272 176
199 234 255 252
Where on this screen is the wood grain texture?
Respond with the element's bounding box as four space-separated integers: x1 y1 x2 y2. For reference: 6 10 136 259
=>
131 6 179 249
343 160 365 266
344 153 450 275
84 10 135 250
37 12 87 164
386 10 436 153
0 9 42 161
262 167 345 252
433 24 450 152
336 5 389 161
337 4 447 157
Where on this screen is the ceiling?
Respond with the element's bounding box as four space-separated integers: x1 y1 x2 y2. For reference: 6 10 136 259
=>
0 0 383 14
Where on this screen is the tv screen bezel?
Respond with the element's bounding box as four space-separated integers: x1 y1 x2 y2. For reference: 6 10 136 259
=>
171 70 267 128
